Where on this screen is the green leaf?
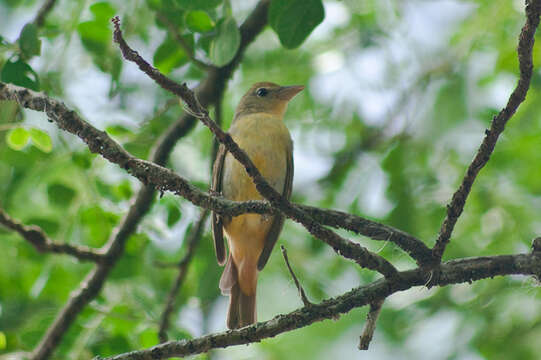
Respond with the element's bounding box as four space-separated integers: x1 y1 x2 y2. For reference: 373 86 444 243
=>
6 127 30 150
77 21 111 46
95 179 114 200
166 204 181 227
146 0 162 11
47 183 76 207
72 151 93 169
113 180 132 200
19 23 41 59
29 128 53 152
27 217 59 235
76 3 122 81
79 205 119 247
432 73 467 131
156 8 185 29
269 0 325 49
0 331 6 350
185 10 215 32
209 17 240 66
174 0 221 10
89 2 116 21
138 328 159 348
106 124 134 137
1 59 40 90
153 36 189 73
382 142 415 234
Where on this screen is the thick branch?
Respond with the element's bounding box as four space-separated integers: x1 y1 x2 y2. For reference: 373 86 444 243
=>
158 210 209 343
432 0 541 262
112 18 398 280
298 205 432 265
102 251 541 360
0 207 104 263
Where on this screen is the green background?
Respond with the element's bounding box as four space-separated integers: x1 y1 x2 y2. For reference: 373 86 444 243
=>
1 0 541 359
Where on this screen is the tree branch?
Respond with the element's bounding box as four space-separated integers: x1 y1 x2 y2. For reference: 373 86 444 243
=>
1 1 538 358
101 250 541 360
14 2 273 359
0 208 104 263
431 0 541 262
298 205 432 265
358 299 384 350
158 210 209 343
111 17 399 280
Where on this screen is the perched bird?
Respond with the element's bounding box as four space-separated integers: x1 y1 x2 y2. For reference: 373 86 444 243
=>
211 82 303 329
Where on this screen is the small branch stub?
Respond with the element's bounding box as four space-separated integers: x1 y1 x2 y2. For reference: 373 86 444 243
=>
358 299 384 350
531 237 541 253
281 245 313 307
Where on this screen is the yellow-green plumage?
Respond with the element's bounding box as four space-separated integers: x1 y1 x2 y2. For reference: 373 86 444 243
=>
223 112 292 295
211 82 303 329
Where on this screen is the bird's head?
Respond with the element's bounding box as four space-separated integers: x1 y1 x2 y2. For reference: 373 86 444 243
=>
234 82 304 120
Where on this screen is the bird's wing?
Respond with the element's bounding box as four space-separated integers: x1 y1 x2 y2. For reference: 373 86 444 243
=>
211 144 228 265
257 143 294 270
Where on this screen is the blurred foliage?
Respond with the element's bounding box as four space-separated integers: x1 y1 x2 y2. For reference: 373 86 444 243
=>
1 0 541 359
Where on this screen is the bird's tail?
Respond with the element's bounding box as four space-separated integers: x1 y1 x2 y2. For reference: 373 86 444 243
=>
219 255 257 329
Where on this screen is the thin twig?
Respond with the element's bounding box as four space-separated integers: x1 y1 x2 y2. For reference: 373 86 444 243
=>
156 13 212 70
358 299 384 350
33 0 57 27
111 17 399 280
158 210 209 343
280 245 312 307
431 0 541 263
532 237 541 253
0 208 104 263
103 251 541 360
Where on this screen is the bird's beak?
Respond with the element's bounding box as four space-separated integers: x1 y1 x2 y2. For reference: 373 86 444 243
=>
276 85 305 101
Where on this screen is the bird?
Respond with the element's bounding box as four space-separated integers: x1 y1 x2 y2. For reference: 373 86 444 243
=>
211 82 304 329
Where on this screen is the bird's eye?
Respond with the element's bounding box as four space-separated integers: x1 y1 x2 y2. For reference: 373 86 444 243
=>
256 88 268 97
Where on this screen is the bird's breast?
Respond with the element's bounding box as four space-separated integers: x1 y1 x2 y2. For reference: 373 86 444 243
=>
222 113 292 202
